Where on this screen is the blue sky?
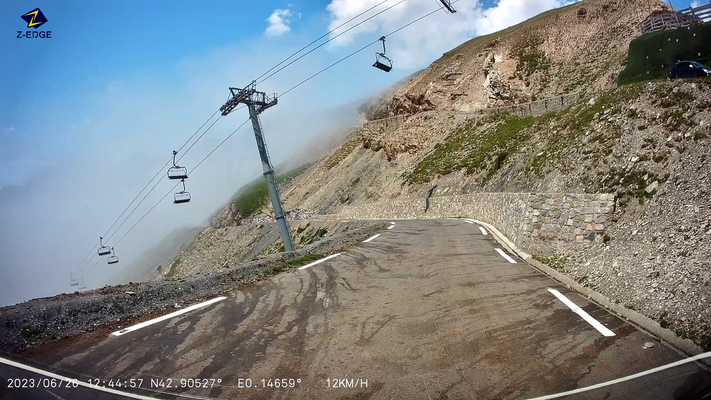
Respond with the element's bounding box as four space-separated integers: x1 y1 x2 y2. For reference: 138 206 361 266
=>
0 0 699 305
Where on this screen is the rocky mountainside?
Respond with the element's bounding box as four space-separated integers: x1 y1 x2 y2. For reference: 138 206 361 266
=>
284 79 711 349
281 81 711 349
363 0 669 119
186 0 711 348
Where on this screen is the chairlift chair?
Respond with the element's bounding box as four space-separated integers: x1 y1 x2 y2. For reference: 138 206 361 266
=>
69 273 79 287
373 36 393 72
107 247 119 265
174 179 191 204
97 236 111 256
437 0 457 13
167 150 189 180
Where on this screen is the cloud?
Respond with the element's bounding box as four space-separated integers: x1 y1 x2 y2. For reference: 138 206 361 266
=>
0 34 363 306
265 9 293 37
690 1 701 7
326 0 577 69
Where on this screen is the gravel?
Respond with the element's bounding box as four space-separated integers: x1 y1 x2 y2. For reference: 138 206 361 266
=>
0 221 388 355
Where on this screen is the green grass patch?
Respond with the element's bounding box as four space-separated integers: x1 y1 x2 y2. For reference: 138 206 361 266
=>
261 254 326 277
530 86 642 176
517 49 552 77
166 256 182 279
230 164 309 218
407 113 535 183
532 254 568 271
618 22 711 86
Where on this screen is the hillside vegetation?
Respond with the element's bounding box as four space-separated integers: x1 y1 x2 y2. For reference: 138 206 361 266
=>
284 78 711 348
223 164 310 221
619 22 711 85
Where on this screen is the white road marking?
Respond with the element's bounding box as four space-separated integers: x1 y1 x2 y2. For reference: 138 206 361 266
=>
0 357 156 400
547 288 615 337
363 234 381 243
298 253 341 270
387 225 395 230
390 221 395 224
111 297 227 336
528 351 711 400
494 248 517 264
465 220 474 224
479 227 488 235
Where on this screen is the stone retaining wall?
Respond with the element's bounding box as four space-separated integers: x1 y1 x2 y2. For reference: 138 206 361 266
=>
338 192 616 253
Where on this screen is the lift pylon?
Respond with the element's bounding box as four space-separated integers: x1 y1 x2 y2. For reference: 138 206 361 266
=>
220 82 294 252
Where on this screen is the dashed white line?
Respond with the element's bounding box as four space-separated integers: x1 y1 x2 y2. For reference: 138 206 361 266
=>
528 351 711 399
479 227 488 235
111 297 227 336
494 248 517 264
547 288 616 337
298 253 341 270
464 220 474 224
363 234 381 243
387 225 395 230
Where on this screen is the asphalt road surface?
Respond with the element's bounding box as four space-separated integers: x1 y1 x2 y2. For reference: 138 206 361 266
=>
2 219 710 399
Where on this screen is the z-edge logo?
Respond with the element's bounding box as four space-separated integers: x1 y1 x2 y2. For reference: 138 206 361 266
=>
21 8 48 29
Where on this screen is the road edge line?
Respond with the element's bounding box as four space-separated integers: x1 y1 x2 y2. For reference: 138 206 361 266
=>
527 351 711 399
460 217 705 357
363 234 381 243
548 289 615 337
494 248 517 264
298 253 341 270
0 357 157 399
111 297 227 337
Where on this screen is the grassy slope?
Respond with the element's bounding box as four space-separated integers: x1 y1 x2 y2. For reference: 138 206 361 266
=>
405 80 710 206
619 22 711 86
406 113 536 184
230 164 310 218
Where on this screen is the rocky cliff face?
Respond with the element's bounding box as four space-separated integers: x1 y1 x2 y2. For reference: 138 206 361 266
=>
363 0 670 119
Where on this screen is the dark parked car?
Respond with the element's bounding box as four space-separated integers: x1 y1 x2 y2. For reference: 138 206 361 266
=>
669 61 711 79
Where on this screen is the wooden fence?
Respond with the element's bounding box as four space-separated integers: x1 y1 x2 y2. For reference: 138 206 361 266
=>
640 5 708 34
680 3 711 22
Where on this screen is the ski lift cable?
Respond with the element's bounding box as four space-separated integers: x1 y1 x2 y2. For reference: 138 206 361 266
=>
109 1 457 252
76 113 224 273
83 118 252 276
176 115 223 163
74 0 447 274
281 0 456 97
99 114 220 243
114 118 251 248
82 1 458 276
74 0 415 272
72 109 222 273
256 0 409 85
255 0 398 82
